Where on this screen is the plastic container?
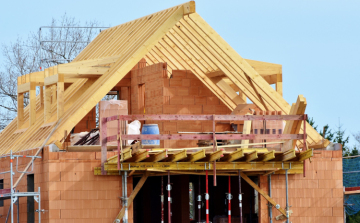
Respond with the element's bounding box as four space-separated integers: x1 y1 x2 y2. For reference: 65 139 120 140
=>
141 124 160 147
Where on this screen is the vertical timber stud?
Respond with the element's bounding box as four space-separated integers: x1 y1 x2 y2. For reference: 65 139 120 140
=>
239 170 243 223
17 93 24 128
44 85 52 122
212 115 217 186
276 73 283 96
205 170 209 223
161 176 164 223
101 118 107 175
57 73 64 119
29 82 36 126
167 171 171 223
40 86 44 107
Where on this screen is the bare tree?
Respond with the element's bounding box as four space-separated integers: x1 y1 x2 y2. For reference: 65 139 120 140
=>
0 13 103 130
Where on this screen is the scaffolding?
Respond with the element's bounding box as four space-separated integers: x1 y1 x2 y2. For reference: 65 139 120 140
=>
0 151 43 223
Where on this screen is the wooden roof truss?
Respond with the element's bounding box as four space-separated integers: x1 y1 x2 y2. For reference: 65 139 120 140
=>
0 1 329 155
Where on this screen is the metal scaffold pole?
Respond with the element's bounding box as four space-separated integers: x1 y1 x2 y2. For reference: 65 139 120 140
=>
161 176 164 223
227 176 232 223
285 169 289 223
198 176 201 223
238 170 243 223
269 174 273 223
167 171 171 223
205 170 209 223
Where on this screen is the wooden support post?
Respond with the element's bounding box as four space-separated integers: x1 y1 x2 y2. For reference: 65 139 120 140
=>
240 172 287 218
113 172 149 222
284 95 307 150
44 85 52 122
40 86 44 106
17 93 24 129
57 74 64 119
29 82 36 126
276 73 283 96
51 85 57 104
241 114 252 148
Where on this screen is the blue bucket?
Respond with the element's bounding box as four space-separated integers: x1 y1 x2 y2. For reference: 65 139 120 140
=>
141 124 160 147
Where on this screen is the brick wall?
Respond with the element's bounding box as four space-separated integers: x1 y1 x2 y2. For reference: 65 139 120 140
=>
73 107 96 133
130 65 232 148
0 148 132 223
258 150 343 223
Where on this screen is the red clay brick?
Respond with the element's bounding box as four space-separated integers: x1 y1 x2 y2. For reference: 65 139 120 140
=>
206 97 220 105
182 96 194 105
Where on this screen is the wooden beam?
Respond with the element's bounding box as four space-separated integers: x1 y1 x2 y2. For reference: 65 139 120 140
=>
241 114 252 147
298 149 313 162
185 149 206 162
67 145 118 152
126 150 149 163
17 82 30 94
44 74 59 86
183 1 195 15
276 73 283 96
121 149 133 161
49 4 189 143
221 149 244 162
29 82 36 126
245 150 258 162
202 150 223 162
145 150 168 162
104 161 303 172
57 65 110 76
17 93 24 129
280 149 296 162
164 150 187 162
57 74 64 119
284 95 307 150
44 85 52 122
211 77 246 104
188 13 326 148
240 172 287 217
263 168 280 176
245 59 282 78
258 150 275 162
205 70 225 78
114 172 150 221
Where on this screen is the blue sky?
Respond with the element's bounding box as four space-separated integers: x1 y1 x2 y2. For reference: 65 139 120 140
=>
1 0 359 146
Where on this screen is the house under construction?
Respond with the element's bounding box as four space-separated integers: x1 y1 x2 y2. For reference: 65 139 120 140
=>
0 1 343 223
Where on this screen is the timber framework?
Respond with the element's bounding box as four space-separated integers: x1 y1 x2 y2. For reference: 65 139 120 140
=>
0 1 343 223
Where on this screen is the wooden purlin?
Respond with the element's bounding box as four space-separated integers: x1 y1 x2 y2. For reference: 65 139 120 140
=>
48 3 196 143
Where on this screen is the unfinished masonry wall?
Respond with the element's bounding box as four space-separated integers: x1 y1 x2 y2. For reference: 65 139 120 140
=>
259 150 343 223
0 148 132 223
130 64 232 148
